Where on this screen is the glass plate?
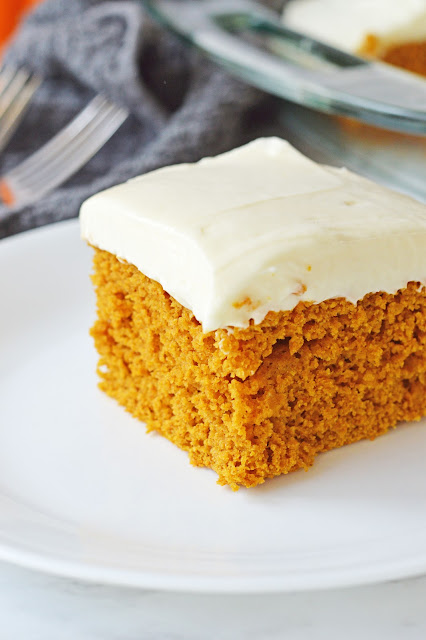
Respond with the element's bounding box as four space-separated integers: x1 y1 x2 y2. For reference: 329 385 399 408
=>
142 0 426 135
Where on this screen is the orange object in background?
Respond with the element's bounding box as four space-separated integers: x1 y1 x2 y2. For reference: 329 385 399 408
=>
0 0 41 52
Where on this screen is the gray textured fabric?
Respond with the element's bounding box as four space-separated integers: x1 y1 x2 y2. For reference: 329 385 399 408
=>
0 0 272 239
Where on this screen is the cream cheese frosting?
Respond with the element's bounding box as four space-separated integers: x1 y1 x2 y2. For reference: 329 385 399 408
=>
80 137 426 332
282 0 426 54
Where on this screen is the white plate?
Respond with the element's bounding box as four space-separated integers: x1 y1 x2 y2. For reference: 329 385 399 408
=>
1 220 426 594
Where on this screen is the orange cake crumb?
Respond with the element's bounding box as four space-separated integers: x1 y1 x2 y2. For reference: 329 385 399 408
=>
90 248 426 489
382 41 426 77
359 34 426 77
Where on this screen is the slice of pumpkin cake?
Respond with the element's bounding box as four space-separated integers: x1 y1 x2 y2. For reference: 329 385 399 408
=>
80 137 426 489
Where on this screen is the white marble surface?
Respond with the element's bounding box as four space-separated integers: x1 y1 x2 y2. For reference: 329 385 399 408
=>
0 561 426 639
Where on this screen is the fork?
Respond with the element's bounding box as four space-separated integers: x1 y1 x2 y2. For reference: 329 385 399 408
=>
0 94 129 208
0 65 42 155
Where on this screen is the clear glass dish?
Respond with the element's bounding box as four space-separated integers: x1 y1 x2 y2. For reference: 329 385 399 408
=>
142 0 426 136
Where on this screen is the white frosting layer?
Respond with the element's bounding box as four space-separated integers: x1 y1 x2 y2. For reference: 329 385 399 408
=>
80 138 426 332
283 0 426 53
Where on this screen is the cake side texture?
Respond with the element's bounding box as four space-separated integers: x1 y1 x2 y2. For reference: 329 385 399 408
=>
91 248 426 489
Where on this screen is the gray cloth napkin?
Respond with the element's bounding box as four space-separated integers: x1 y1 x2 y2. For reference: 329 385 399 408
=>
0 0 274 239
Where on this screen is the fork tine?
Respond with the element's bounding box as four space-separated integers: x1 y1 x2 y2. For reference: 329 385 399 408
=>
10 95 109 180
0 74 42 154
11 102 118 189
0 68 33 120
0 66 18 97
0 66 42 154
0 97 128 207
13 102 124 187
